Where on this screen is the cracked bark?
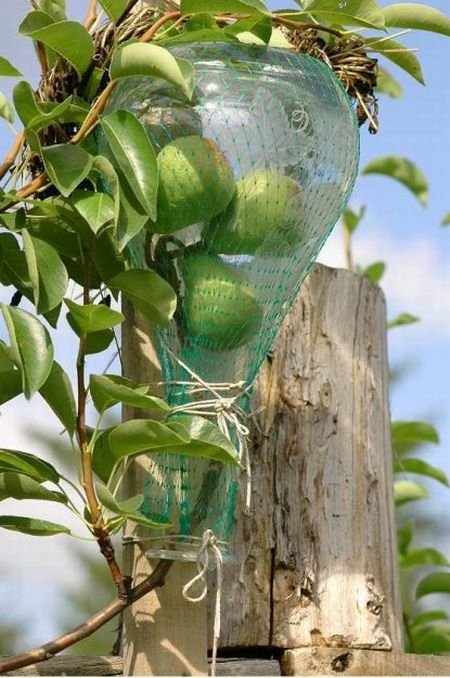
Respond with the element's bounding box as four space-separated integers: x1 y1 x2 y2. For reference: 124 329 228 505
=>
208 263 403 652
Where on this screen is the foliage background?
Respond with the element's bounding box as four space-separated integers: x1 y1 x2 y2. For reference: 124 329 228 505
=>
0 0 448 654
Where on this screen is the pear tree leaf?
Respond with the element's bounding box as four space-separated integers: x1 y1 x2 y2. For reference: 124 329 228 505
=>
22 231 68 313
1 304 54 398
39 361 76 437
70 190 115 235
110 42 195 100
383 3 450 36
394 457 449 487
376 66 403 98
400 548 449 569
362 156 428 204
0 515 71 536
361 261 385 284
416 572 450 599
99 0 129 22
394 479 428 505
96 482 144 515
392 420 439 452
0 450 59 484
292 0 385 28
0 56 22 77
0 92 14 123
0 473 67 503
365 37 424 84
65 299 124 333
90 374 170 414
388 312 420 329
41 144 94 198
108 269 176 327
181 0 270 15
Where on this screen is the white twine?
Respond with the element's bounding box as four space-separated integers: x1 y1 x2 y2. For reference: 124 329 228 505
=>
182 529 223 677
163 348 254 511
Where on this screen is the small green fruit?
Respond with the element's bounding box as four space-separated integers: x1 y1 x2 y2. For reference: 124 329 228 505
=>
181 253 262 352
205 168 304 255
150 136 235 234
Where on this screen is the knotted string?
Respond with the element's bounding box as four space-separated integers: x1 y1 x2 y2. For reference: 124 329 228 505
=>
182 529 223 677
161 347 256 511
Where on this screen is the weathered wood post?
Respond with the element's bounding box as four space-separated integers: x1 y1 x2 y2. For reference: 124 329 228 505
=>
122 261 405 675
208 263 404 671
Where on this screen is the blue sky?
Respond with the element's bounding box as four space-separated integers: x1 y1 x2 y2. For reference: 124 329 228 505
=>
0 0 449 646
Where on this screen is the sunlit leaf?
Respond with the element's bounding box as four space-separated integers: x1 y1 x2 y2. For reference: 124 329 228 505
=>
365 37 424 84
394 479 428 505
42 144 94 198
383 3 450 36
343 205 366 234
0 449 59 484
361 261 385 284
65 299 124 334
181 0 270 15
110 42 194 100
22 231 68 313
292 0 385 28
90 374 169 414
39 0 67 22
392 421 439 451
99 0 129 22
376 66 403 98
400 548 449 568
411 610 449 631
19 13 94 76
0 56 22 77
0 92 14 123
70 190 115 235
1 304 54 398
388 312 420 329
39 361 77 437
101 111 158 220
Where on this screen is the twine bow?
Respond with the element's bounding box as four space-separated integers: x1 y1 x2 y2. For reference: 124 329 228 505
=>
182 529 223 677
163 348 254 511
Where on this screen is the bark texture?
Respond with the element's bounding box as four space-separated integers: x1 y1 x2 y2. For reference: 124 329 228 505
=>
210 263 403 652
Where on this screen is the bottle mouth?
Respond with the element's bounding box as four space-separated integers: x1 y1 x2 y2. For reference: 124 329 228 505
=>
142 534 236 564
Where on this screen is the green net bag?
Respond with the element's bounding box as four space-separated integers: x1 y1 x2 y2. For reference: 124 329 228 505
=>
106 42 359 561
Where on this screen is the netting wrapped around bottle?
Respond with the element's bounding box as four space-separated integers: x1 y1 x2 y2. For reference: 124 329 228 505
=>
106 42 359 560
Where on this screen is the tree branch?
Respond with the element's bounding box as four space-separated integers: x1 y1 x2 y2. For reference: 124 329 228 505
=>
0 132 25 182
0 560 173 674
84 0 99 30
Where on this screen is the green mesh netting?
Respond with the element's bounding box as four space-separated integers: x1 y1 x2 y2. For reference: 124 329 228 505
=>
105 42 359 559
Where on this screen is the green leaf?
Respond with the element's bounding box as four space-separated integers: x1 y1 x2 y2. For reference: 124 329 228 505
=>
99 0 129 22
96 482 143 515
42 144 94 198
400 548 449 569
362 156 428 205
70 190 115 235
388 312 420 329
19 15 94 76
110 42 195 100
0 472 66 503
22 232 68 313
115 182 149 250
0 56 22 78
365 37 424 84
225 15 272 44
414 627 450 654
100 111 158 220
0 515 71 536
66 313 115 354
0 450 59 484
441 212 450 226
167 415 240 466
126 511 172 529
158 29 238 46
39 361 76 437
92 420 190 483
39 0 67 22
383 3 450 36
181 0 270 15
376 66 403 98
411 610 449 631
294 0 385 28
343 205 366 234
1 304 54 398
65 299 124 333
361 261 385 284
394 480 428 505
392 421 439 451
394 457 448 487
0 92 14 123
93 229 126 284
269 27 295 49
397 520 414 555
185 12 218 30
0 370 22 405
13 81 74 130
108 269 177 327
91 156 120 228
416 572 450 599
90 374 170 415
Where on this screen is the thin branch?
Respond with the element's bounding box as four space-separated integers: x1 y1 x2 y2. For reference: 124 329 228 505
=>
84 0 99 30
140 10 182 43
76 251 127 599
273 14 344 38
0 132 25 182
0 560 173 674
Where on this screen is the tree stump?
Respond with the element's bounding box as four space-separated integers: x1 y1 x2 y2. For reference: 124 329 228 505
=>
210 263 403 654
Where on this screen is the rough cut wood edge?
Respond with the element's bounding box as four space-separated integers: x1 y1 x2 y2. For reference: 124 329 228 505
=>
122 303 207 676
212 263 403 651
2 655 280 676
282 647 450 676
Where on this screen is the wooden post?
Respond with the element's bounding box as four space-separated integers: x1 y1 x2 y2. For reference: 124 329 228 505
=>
210 263 403 655
122 304 208 676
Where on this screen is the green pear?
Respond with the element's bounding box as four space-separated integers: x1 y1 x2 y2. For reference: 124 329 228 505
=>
181 253 262 352
205 168 304 255
150 136 235 234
